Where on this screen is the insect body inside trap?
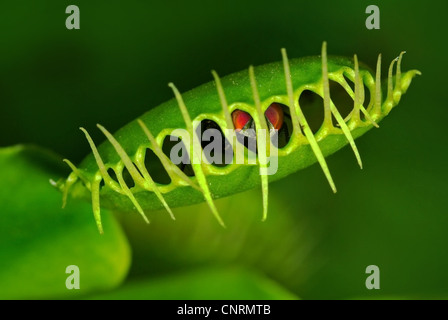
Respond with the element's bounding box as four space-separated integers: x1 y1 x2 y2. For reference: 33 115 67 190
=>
169 122 279 175
165 103 286 173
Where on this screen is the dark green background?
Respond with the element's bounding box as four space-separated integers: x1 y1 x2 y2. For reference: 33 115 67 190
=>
0 0 446 299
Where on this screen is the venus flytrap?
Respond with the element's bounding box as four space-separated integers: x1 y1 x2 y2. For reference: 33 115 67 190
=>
53 42 420 233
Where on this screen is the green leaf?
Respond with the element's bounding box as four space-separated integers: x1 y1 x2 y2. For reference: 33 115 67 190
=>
0 145 131 299
117 187 320 298
87 267 299 300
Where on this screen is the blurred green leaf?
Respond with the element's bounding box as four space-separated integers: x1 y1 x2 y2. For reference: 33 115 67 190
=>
0 145 131 299
88 267 298 300
117 187 323 298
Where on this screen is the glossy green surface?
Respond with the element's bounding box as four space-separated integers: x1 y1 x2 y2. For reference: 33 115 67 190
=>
0 146 130 299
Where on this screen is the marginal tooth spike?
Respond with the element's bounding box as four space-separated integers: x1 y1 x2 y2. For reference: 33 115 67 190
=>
321 42 333 127
249 65 269 221
395 51 406 90
287 46 336 193
373 53 382 117
281 48 303 137
168 82 225 227
211 70 234 131
387 56 398 103
354 55 379 128
134 159 175 220
168 83 194 131
360 104 379 128
80 127 123 194
352 54 362 122
295 103 337 192
211 70 238 167
61 172 78 209
338 78 355 123
335 73 378 127
390 51 407 105
322 43 363 169
115 166 150 224
137 119 200 191
330 100 363 169
96 124 146 188
49 179 57 186
91 174 104 234
63 159 90 186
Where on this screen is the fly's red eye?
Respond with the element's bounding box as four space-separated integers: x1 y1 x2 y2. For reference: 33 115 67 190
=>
232 110 252 130
265 103 284 130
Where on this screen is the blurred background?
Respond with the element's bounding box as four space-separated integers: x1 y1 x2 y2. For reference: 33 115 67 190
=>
0 0 447 299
